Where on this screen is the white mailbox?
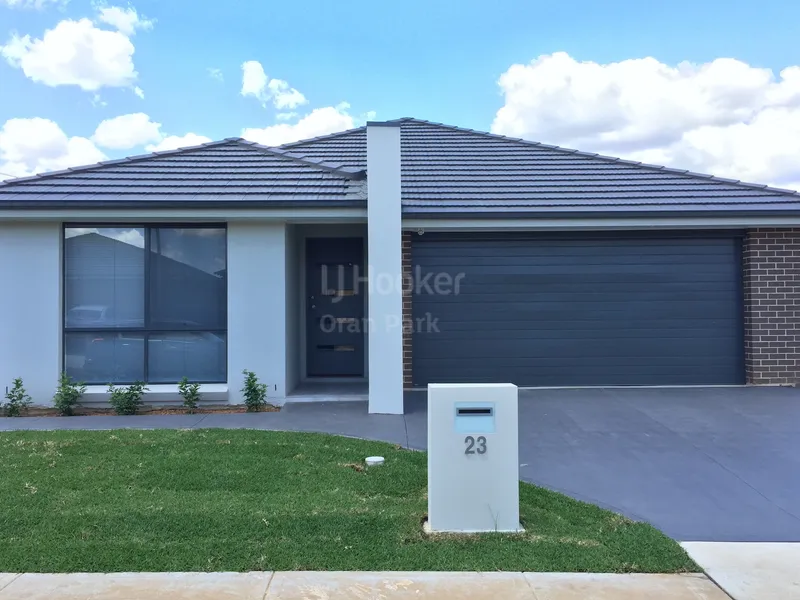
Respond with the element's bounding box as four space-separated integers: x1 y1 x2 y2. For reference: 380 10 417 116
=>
427 383 521 533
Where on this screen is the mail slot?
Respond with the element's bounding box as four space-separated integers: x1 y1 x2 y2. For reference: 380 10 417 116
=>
454 403 495 433
456 407 493 416
427 383 521 533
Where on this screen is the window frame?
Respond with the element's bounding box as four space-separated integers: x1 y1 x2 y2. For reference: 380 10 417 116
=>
62 223 228 385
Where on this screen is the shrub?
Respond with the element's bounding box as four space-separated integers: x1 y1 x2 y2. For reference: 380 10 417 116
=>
107 382 148 416
178 376 201 414
53 372 86 416
241 369 268 412
3 377 32 417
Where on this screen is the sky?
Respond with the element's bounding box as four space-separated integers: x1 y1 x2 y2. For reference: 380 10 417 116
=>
1 0 800 189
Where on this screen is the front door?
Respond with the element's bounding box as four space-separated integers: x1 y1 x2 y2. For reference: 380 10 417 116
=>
306 237 365 377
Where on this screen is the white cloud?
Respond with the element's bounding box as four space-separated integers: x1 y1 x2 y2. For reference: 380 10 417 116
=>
0 117 107 180
145 133 212 153
133 85 144 98
241 60 267 100
0 0 66 8
492 52 800 190
240 60 307 110
241 104 356 146
0 18 138 91
95 4 154 36
92 112 162 149
267 78 306 109
207 67 223 82
276 112 297 121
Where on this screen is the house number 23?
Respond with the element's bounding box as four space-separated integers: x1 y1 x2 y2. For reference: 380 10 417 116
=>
464 435 487 455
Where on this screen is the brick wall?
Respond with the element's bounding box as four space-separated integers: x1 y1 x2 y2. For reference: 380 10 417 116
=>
743 228 800 385
402 231 413 388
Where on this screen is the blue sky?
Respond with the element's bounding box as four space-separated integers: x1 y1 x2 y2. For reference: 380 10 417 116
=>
2 0 800 187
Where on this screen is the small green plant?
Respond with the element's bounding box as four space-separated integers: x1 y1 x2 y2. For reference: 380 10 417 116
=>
178 376 201 414
53 372 87 416
241 369 268 412
107 382 148 416
3 377 32 417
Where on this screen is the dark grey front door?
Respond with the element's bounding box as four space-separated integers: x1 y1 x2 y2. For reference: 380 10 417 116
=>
306 237 365 377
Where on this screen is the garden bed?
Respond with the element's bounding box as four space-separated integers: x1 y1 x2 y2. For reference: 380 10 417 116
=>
18 404 280 417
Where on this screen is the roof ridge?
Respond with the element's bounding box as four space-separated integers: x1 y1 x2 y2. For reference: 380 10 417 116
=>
231 139 365 179
279 124 367 148
398 118 799 197
0 139 240 187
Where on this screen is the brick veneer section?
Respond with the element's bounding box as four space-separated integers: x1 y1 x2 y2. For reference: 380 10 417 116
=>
743 228 800 385
402 231 413 388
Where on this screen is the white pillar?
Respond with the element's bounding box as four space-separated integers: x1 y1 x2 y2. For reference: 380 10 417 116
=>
0 222 61 404
227 222 287 403
367 122 404 414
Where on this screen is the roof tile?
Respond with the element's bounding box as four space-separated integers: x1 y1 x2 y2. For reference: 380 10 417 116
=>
281 118 798 215
1 118 796 215
0 140 366 209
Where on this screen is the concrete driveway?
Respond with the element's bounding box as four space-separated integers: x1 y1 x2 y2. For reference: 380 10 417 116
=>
2 386 798 542
406 386 800 542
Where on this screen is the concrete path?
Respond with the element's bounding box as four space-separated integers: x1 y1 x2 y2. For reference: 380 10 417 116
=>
0 572 729 599
682 542 800 600
2 386 799 542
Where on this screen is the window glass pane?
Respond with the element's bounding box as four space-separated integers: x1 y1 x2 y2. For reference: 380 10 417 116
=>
64 228 145 328
147 332 226 383
149 228 226 329
65 332 145 384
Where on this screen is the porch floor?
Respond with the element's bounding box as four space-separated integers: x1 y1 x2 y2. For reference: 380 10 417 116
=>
286 380 368 402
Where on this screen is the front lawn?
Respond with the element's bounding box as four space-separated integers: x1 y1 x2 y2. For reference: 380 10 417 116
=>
0 430 697 573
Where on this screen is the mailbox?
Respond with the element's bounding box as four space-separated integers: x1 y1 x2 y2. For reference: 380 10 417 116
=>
427 383 521 533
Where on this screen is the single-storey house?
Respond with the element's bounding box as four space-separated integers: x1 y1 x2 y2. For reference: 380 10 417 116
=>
1 118 798 414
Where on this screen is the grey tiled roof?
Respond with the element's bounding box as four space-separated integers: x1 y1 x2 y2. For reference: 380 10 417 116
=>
0 139 367 209
283 118 800 216
2 117 798 216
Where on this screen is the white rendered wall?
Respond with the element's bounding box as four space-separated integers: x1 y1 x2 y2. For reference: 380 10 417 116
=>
0 222 61 405
227 222 287 403
366 123 404 414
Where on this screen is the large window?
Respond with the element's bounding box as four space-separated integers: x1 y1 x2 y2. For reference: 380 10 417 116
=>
64 226 227 384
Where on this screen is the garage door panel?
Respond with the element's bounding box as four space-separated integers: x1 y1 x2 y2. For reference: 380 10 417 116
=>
448 282 739 295
412 233 744 386
416 253 734 268
418 326 741 340
414 303 740 322
414 337 741 359
416 238 735 254
420 271 738 285
417 290 738 303
417 367 733 387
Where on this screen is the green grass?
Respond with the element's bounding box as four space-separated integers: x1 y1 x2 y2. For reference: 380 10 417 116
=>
0 430 698 573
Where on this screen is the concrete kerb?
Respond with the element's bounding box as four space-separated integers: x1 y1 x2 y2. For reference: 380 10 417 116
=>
0 572 731 599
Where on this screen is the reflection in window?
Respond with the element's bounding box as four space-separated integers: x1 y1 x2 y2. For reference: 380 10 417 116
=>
64 228 145 328
149 228 226 329
65 332 145 384
63 225 227 385
148 332 226 383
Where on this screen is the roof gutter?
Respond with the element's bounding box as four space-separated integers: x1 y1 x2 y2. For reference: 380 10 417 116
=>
402 211 800 231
